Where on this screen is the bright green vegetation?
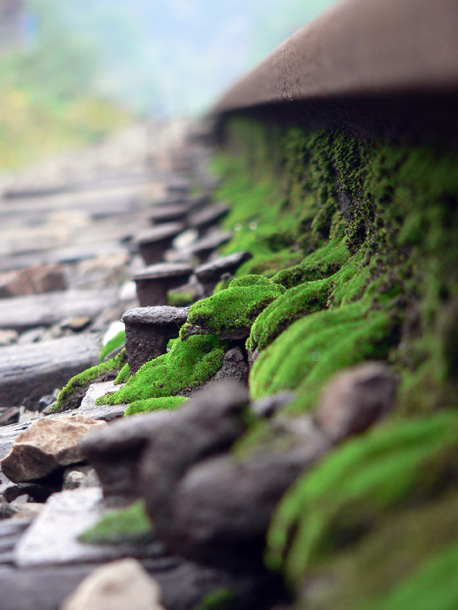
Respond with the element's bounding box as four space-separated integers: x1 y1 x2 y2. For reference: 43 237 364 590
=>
125 395 188 416
114 362 131 384
99 330 125 362
79 500 154 546
97 334 226 406
265 414 458 609
183 275 285 339
194 589 237 610
167 290 195 307
52 349 127 412
213 119 458 416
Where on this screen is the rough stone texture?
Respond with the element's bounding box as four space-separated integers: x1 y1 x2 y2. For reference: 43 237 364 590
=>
0 264 67 298
1 416 106 482
0 330 18 346
60 559 165 610
134 223 185 265
196 251 252 294
315 362 397 442
14 488 164 568
0 288 118 331
211 346 249 386
80 411 177 499
0 335 99 408
122 306 189 374
133 263 193 306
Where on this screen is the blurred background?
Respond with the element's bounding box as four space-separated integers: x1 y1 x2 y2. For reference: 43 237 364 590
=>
0 0 336 172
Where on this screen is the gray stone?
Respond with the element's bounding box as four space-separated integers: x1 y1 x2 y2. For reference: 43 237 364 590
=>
80 411 177 499
0 407 20 426
315 362 397 442
133 263 193 306
63 465 99 490
148 203 190 225
0 264 66 298
0 334 99 407
78 381 127 421
122 306 189 374
1 416 106 482
60 559 165 610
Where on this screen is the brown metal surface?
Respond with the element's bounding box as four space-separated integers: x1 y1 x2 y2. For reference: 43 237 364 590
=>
213 0 458 115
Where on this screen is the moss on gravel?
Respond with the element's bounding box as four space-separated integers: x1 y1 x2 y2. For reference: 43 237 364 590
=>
79 500 154 546
52 349 127 412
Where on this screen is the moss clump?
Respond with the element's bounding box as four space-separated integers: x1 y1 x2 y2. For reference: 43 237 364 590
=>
183 275 285 340
79 500 154 546
99 330 125 362
114 362 130 384
125 395 188 416
267 412 458 583
53 349 127 412
248 276 332 353
97 334 226 406
250 302 397 411
168 290 195 307
194 589 237 610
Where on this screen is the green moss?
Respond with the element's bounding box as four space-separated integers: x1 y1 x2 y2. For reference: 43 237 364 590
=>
99 330 125 362
114 362 131 384
52 349 127 412
96 334 226 406
79 500 154 546
266 412 458 583
183 275 285 339
124 395 188 416
250 303 397 411
194 589 237 610
364 542 458 610
167 290 194 307
248 276 332 353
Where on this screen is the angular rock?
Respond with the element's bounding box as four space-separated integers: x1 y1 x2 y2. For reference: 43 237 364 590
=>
252 392 296 418
122 306 189 374
0 264 66 299
78 381 127 421
80 411 177 499
1 416 105 482
0 334 99 407
133 263 193 307
184 231 232 264
0 407 20 427
60 559 165 610
315 362 397 442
